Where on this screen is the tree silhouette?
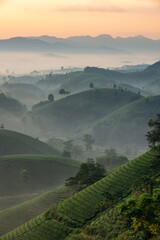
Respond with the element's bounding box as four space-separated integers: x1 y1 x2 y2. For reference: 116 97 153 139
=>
146 113 160 147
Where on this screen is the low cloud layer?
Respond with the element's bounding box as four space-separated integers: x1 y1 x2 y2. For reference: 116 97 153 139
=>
53 4 125 13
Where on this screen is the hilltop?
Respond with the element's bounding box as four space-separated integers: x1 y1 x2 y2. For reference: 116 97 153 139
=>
24 88 142 137
0 154 80 195
0 129 59 156
37 60 160 97
1 148 160 240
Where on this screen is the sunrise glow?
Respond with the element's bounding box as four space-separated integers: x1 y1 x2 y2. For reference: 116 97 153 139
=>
0 0 160 39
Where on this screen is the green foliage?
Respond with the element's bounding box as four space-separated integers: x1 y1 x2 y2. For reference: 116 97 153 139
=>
0 124 4 129
146 113 160 148
65 159 105 188
89 82 94 89
3 149 160 240
20 169 29 184
48 93 54 102
64 140 74 152
63 150 71 158
119 189 160 239
97 149 128 170
83 134 95 151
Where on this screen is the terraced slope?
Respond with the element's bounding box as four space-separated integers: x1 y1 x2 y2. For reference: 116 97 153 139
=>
0 186 76 236
0 129 60 156
0 154 80 195
1 148 159 240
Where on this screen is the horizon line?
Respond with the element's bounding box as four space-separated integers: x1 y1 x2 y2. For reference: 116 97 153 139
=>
0 34 160 41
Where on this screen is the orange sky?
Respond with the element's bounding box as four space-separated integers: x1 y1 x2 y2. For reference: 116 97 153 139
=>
0 0 160 39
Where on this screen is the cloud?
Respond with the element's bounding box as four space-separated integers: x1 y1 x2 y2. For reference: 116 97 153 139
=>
53 4 126 13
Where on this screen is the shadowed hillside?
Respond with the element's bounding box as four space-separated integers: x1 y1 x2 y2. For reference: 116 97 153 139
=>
24 88 142 137
0 154 80 195
0 129 60 156
93 95 160 148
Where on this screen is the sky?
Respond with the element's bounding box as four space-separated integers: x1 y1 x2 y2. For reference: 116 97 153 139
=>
0 0 160 39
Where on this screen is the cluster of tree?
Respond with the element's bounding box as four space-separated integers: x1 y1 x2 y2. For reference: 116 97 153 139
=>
120 189 160 239
62 134 95 159
59 89 70 96
83 134 95 151
146 113 160 148
65 158 106 189
62 139 83 159
97 148 128 170
32 93 54 110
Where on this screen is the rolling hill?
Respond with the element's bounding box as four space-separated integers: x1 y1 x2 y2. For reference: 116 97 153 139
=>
0 93 26 116
1 148 160 240
0 154 80 195
1 83 45 108
93 95 160 149
37 60 160 98
0 129 60 156
24 88 142 137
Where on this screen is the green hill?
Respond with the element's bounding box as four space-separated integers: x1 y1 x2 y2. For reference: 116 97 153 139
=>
93 95 160 149
25 88 142 137
0 154 80 195
0 186 77 236
37 71 116 93
1 148 160 240
2 83 45 108
0 129 60 156
0 93 26 116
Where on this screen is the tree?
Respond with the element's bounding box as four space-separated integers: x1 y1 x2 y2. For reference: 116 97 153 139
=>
65 158 105 188
83 134 95 151
146 113 160 147
59 88 66 96
48 93 54 102
119 189 160 239
0 124 4 129
72 145 83 159
97 148 128 170
20 169 29 190
64 140 74 152
104 148 117 157
62 150 71 158
89 82 94 89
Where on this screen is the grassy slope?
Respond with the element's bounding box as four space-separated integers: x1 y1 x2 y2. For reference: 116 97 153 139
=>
2 83 45 108
0 93 26 115
0 186 77 236
28 88 142 135
2 148 159 240
93 95 160 147
0 154 80 195
0 129 60 156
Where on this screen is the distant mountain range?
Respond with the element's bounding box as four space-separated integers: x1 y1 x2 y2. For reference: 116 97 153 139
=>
0 35 160 54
